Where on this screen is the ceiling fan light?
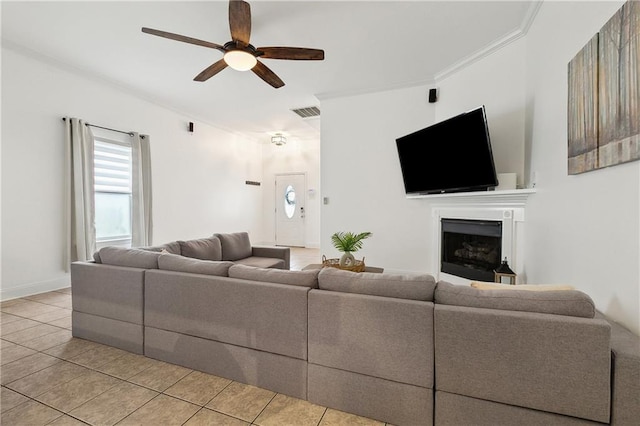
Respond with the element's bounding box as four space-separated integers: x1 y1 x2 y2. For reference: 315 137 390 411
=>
224 50 257 71
271 133 287 146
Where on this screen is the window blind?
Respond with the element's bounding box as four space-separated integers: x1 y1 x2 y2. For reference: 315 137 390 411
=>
94 139 132 193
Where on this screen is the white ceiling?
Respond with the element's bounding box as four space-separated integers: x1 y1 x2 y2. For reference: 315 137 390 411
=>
1 1 537 143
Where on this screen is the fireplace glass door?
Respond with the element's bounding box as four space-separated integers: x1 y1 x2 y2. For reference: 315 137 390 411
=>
441 219 502 281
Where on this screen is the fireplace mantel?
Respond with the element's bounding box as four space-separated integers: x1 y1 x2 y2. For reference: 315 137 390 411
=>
408 188 535 208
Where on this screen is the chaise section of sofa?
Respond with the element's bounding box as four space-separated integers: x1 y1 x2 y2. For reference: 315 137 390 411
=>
143 268 314 399
433 281 612 425
215 232 290 269
307 268 437 426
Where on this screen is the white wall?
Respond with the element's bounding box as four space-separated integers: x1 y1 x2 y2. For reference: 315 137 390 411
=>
321 86 437 273
524 1 639 335
436 39 527 188
1 46 263 299
320 40 526 273
261 131 321 247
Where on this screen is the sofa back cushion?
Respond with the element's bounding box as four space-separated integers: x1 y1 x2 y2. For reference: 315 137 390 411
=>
178 237 222 261
215 232 252 261
318 268 436 301
229 264 319 288
98 246 160 269
158 253 233 277
434 281 595 318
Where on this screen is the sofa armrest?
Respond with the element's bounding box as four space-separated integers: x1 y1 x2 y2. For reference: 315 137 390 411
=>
71 261 145 324
598 313 640 425
252 246 290 270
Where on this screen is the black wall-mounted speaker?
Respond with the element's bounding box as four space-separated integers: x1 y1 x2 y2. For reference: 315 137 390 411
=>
188 122 194 133
428 88 438 103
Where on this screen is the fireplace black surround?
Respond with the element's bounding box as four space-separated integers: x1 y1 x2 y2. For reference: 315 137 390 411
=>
441 218 502 281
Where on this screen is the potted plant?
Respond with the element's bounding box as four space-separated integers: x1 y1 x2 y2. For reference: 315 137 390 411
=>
331 231 372 267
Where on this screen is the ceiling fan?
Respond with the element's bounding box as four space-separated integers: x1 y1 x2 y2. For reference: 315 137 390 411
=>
142 0 324 88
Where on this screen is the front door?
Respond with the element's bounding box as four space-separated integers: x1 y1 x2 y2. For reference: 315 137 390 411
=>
275 173 306 247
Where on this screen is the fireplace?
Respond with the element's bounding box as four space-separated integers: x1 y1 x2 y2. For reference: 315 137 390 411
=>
441 218 502 281
429 191 533 284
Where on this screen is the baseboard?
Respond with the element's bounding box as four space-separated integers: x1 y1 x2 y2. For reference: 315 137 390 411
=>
1 276 71 301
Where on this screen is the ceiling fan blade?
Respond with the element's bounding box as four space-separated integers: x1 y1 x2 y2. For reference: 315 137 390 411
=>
257 47 325 61
252 61 284 88
229 0 251 45
142 27 225 53
194 59 228 82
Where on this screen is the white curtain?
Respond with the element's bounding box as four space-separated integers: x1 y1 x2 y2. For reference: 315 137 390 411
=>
131 133 153 247
64 117 96 270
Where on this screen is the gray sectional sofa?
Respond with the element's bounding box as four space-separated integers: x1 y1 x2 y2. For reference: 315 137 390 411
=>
70 239 640 425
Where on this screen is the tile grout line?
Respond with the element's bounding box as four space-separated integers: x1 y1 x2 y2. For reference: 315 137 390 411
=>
1 384 69 422
250 392 278 425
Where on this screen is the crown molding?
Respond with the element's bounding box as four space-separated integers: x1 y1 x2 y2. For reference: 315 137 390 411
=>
319 1 543 100
435 1 541 82
316 76 436 101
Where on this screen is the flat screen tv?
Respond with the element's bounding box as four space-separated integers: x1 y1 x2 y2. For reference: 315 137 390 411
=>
395 105 498 195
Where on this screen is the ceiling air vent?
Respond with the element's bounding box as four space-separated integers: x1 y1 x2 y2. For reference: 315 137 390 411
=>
291 106 320 118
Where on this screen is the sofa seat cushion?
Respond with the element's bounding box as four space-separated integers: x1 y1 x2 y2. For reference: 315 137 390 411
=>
229 264 319 288
215 232 253 261
234 256 286 269
318 268 436 301
178 237 222 261
98 246 160 269
435 281 595 318
158 253 234 277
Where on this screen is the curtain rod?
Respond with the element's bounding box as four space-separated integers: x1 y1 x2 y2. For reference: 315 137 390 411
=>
62 117 134 137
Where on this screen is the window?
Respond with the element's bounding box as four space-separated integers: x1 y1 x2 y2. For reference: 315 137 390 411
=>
284 185 296 219
94 137 132 248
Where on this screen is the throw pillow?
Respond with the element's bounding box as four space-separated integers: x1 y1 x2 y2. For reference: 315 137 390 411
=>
141 241 181 255
471 281 575 291
228 264 319 288
98 246 160 269
158 253 233 276
215 232 252 261
178 237 222 261
318 268 436 301
435 281 595 318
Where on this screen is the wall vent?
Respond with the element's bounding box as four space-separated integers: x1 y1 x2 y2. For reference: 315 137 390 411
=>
291 106 320 118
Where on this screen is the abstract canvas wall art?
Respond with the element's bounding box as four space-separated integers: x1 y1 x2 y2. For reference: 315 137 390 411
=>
568 0 639 175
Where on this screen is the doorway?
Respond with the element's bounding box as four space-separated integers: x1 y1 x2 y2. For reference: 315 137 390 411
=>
275 173 306 247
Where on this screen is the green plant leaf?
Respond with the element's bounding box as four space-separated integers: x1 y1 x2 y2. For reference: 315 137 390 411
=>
330 231 372 252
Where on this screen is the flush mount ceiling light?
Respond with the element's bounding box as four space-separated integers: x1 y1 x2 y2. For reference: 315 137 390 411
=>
271 133 287 146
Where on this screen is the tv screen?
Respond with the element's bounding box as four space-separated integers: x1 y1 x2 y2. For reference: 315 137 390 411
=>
395 105 498 195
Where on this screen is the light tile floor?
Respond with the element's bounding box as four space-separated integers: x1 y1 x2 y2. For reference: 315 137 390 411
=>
1 249 390 425
289 247 321 271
